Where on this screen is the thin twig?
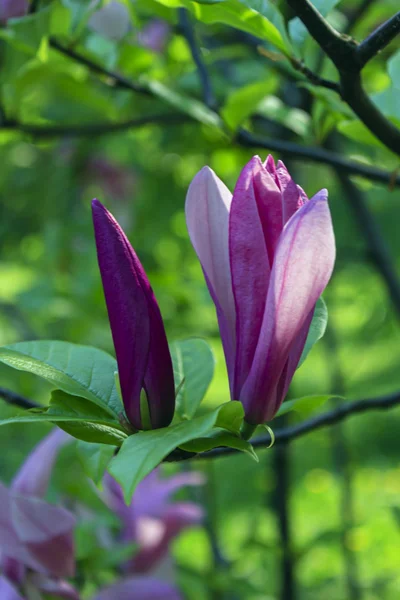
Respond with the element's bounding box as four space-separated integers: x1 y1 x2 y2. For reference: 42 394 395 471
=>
285 0 400 155
357 11 400 68
1 114 189 138
237 129 400 188
289 56 340 92
335 167 400 316
178 9 216 109
198 391 400 460
0 388 40 410
49 37 151 96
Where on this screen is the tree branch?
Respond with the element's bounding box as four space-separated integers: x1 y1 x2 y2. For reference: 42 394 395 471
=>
199 391 400 460
178 9 216 109
1 114 188 138
286 0 400 155
49 37 151 96
0 388 40 410
237 129 400 187
357 11 400 68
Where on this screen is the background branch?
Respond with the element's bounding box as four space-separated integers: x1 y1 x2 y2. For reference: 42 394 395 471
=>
0 388 40 410
357 11 400 67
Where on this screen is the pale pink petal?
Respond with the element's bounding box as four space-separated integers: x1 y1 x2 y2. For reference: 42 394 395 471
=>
241 189 335 423
12 429 70 497
88 1 131 41
11 494 76 578
0 576 24 600
229 157 281 397
94 576 182 600
185 167 236 377
34 575 80 600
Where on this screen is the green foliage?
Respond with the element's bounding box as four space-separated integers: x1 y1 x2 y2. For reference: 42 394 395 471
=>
276 394 334 418
109 401 251 501
298 297 328 369
0 341 123 418
76 440 116 485
170 337 215 419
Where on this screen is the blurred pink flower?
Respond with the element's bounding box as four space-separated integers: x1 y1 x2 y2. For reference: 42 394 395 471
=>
87 156 137 202
103 468 204 574
138 19 170 53
0 0 27 23
0 430 77 599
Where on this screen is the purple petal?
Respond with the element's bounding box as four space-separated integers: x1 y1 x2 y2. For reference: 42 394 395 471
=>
94 576 182 600
185 167 236 381
241 189 336 423
92 200 175 429
34 575 80 600
275 160 307 224
12 429 70 498
0 577 24 600
229 157 281 398
10 492 76 578
0 0 27 23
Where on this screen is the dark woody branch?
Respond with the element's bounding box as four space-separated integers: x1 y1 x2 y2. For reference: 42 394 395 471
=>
286 0 400 155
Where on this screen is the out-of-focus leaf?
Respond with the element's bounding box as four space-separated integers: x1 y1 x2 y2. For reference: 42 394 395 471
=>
257 95 310 136
108 401 245 502
0 341 122 418
170 338 215 419
338 119 393 149
144 79 222 127
221 79 277 130
152 0 291 54
276 395 335 418
388 49 400 88
298 297 328 369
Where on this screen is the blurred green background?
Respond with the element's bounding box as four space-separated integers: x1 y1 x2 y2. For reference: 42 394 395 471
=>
1 0 400 599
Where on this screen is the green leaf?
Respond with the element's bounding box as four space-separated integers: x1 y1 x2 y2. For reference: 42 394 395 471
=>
170 338 215 419
76 441 116 485
276 395 334 418
388 50 400 89
0 391 128 446
153 0 291 54
298 297 328 369
0 341 123 418
180 429 258 460
108 401 244 502
143 80 222 128
221 79 278 130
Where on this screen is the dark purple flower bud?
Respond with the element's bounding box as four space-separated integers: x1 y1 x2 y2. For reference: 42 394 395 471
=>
92 199 175 430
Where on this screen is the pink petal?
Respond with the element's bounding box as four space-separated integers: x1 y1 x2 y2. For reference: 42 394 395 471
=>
11 494 76 578
0 576 24 600
185 167 236 378
229 157 281 397
12 429 70 498
241 189 335 423
275 160 306 224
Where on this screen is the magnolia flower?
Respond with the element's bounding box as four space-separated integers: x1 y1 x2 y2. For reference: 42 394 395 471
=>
92 200 176 430
0 0 27 24
94 576 182 600
0 429 78 599
186 155 335 425
102 468 204 574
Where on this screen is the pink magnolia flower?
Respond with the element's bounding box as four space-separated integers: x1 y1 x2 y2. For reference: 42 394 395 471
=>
0 0 27 24
0 430 78 599
186 155 336 425
102 468 204 574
